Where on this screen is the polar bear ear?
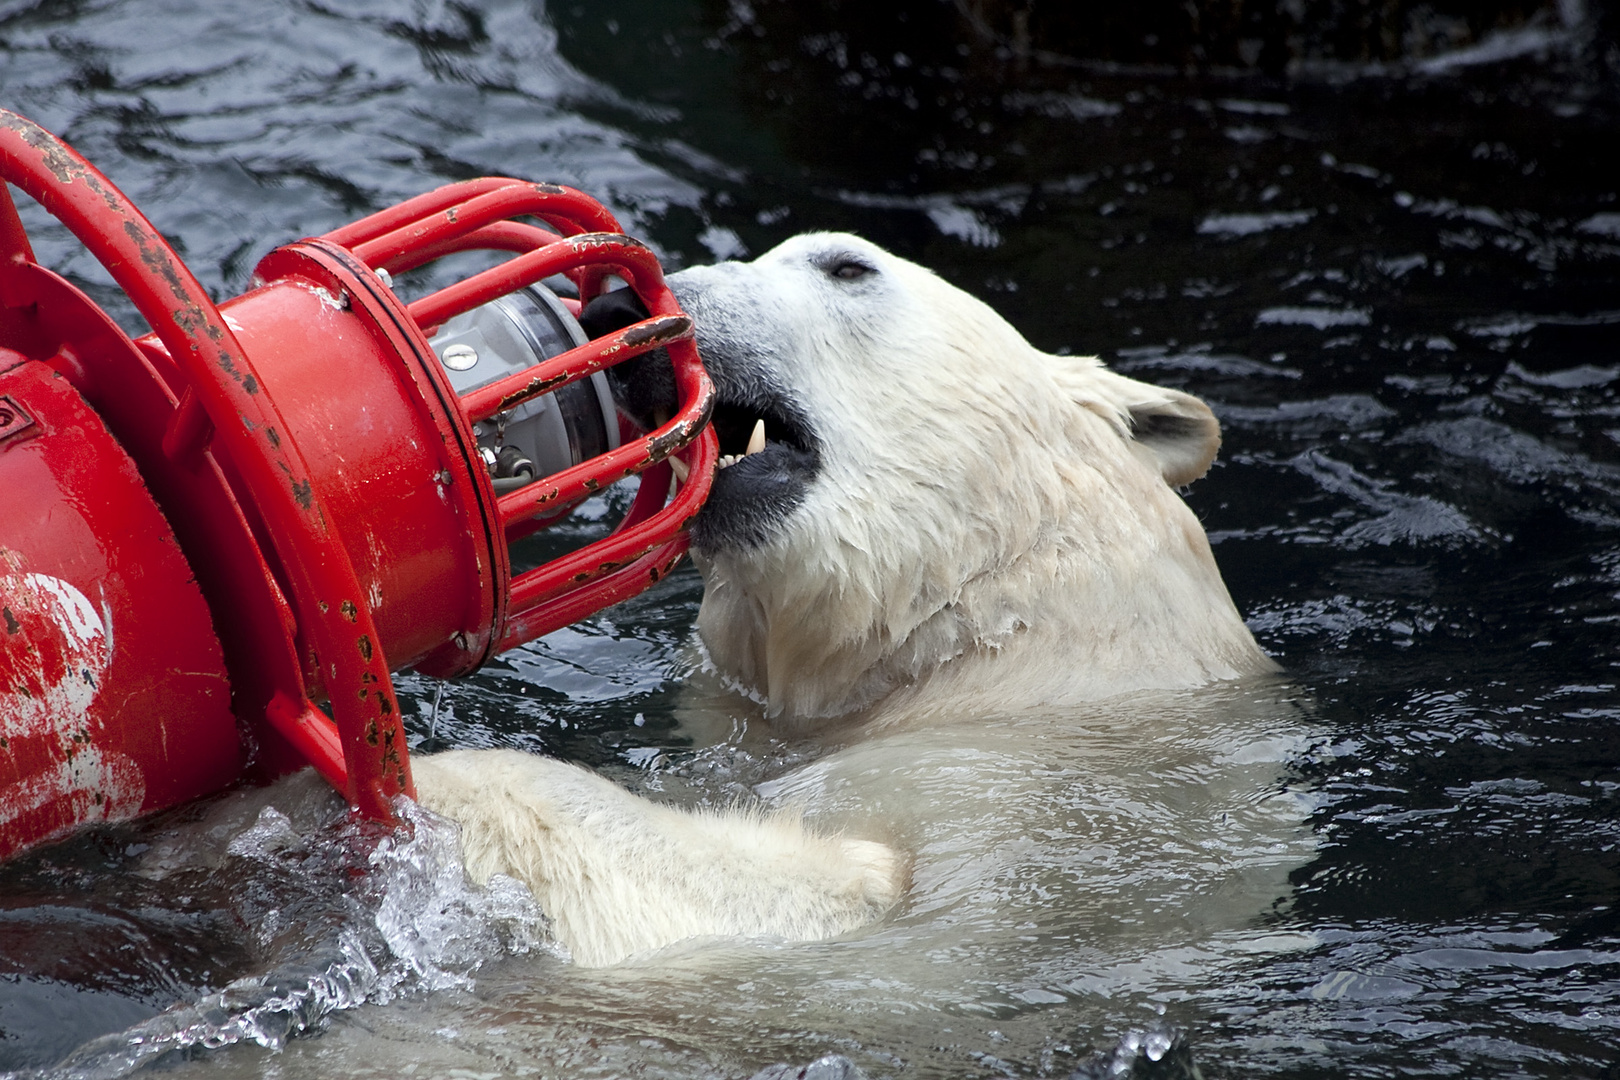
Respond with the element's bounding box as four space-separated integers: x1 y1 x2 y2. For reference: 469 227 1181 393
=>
1125 390 1222 486
1076 367 1223 487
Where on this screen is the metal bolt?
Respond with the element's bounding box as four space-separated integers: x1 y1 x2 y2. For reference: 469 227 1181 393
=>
441 343 479 371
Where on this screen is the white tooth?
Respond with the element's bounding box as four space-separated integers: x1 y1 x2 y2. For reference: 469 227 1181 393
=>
669 456 690 483
746 418 766 457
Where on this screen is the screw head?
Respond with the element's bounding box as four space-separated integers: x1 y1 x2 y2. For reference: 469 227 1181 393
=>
441 343 479 371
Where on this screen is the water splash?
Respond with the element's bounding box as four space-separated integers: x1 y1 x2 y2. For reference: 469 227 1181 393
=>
368 800 557 990
44 797 554 1079
1069 1025 1204 1080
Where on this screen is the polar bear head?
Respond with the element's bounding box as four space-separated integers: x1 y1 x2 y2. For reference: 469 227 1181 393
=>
592 234 1276 723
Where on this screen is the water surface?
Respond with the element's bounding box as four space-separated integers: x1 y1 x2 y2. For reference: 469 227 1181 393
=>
2 1 1618 1076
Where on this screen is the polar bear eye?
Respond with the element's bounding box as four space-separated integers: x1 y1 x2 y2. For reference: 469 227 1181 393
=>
825 257 875 281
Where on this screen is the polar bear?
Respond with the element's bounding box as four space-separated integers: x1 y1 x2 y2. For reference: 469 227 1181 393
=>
411 233 1279 967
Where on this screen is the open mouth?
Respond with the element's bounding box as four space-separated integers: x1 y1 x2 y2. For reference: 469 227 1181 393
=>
693 388 821 551
709 395 814 472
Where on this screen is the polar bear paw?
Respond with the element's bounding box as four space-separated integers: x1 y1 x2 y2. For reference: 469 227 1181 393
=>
410 749 905 966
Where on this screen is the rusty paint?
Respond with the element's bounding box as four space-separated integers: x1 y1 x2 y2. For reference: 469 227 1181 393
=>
496 370 570 412
0 112 121 210
2 607 18 635
113 218 267 411
220 350 256 393
643 419 698 463
1 112 84 185
576 559 628 584
582 477 599 492
121 220 190 305
579 230 648 249
0 134 703 835
621 314 692 349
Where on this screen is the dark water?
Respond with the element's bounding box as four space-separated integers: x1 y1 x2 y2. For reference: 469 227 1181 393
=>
4 0 1620 1076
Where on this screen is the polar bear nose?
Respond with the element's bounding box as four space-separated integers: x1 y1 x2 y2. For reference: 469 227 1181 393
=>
579 286 677 432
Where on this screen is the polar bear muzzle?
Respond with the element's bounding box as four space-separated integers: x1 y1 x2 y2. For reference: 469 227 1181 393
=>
579 285 824 552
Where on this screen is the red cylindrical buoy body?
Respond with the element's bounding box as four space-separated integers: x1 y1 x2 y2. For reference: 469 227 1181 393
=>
0 358 242 855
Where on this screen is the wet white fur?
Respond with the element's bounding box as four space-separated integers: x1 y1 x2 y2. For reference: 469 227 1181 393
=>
413 234 1278 965
410 751 901 967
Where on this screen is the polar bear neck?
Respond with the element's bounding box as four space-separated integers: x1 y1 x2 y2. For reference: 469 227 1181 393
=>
690 372 1276 725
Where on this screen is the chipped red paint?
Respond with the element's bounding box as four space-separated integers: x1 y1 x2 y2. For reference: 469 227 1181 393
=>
0 362 240 862
459 314 694 421
0 110 714 861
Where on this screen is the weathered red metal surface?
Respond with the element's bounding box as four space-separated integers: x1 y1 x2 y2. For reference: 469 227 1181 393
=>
0 360 241 862
0 110 715 861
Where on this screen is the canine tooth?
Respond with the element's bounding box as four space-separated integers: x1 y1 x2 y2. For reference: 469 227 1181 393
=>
745 419 766 456
669 456 690 483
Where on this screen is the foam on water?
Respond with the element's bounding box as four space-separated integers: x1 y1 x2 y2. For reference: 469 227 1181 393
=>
39 797 553 1079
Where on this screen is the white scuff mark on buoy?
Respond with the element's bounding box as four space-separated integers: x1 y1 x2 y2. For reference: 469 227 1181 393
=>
294 281 350 311
0 573 146 833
